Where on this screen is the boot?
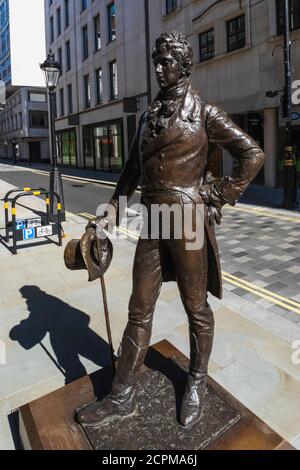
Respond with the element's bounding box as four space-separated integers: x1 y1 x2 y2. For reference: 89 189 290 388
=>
76 381 137 426
180 328 214 427
180 371 207 427
76 326 149 426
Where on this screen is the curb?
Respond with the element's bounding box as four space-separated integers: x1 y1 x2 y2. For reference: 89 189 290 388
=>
29 168 119 189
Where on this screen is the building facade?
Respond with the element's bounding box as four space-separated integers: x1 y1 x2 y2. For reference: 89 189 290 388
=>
45 0 148 171
0 0 11 84
0 0 49 162
45 0 300 187
147 0 300 187
0 87 50 162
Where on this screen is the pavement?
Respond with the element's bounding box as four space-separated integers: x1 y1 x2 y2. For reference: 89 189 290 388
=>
0 169 300 450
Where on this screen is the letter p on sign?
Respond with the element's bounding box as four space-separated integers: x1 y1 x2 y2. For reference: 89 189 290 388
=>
292 80 300 105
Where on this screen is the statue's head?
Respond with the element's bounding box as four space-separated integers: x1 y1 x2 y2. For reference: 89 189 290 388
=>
152 31 193 90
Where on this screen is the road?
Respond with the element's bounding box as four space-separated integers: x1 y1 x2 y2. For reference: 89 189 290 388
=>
0 168 136 215
1 163 300 326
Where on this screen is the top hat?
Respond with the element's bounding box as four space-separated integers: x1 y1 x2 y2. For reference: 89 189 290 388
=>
64 228 113 281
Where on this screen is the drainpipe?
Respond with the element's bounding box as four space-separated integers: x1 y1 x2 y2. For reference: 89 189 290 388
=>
144 0 151 104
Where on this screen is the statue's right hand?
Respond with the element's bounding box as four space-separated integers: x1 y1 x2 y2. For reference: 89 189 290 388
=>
85 216 108 232
86 199 118 234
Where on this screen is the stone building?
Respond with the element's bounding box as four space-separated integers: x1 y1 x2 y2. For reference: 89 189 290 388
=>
45 0 300 187
0 87 50 162
0 0 49 162
148 0 300 187
45 0 148 170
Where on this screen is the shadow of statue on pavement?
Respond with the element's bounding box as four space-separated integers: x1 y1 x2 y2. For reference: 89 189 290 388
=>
9 285 112 385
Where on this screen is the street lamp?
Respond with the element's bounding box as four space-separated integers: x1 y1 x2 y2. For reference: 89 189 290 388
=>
40 49 65 221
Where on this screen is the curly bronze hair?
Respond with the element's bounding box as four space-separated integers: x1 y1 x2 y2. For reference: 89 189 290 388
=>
152 31 193 77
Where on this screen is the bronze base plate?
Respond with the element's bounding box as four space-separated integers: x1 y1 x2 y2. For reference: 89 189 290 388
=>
80 362 241 450
18 340 294 450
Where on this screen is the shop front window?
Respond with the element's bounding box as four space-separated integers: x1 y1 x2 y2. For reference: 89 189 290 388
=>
56 128 77 166
83 121 124 172
69 131 77 166
83 127 94 169
276 0 300 35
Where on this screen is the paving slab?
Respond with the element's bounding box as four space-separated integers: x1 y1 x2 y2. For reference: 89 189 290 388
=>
0 178 300 449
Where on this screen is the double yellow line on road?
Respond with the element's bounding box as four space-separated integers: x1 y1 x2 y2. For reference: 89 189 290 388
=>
222 271 300 315
27 167 300 224
78 212 300 315
225 205 300 223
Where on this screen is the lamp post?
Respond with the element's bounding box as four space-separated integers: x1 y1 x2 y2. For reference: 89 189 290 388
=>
282 0 297 209
40 49 65 221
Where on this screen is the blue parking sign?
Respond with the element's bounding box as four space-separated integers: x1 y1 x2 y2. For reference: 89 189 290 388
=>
16 220 26 230
23 228 35 240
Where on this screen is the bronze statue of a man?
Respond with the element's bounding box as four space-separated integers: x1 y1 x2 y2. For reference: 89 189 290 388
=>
77 31 265 428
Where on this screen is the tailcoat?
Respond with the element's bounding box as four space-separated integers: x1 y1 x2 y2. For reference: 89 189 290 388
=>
111 83 265 299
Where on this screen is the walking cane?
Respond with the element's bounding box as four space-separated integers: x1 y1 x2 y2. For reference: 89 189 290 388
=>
95 233 116 376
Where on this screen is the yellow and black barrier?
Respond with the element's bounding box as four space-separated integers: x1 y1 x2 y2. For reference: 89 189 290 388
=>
2 187 62 255
3 187 46 242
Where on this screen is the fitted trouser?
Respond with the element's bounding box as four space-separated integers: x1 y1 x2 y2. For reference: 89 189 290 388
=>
113 227 215 388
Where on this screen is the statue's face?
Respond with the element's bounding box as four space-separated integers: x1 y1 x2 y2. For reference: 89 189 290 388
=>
153 50 182 90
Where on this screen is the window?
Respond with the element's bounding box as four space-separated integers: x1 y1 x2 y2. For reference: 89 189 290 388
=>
95 68 103 104
66 40 71 71
83 121 124 172
276 0 300 35
59 88 64 116
19 112 22 129
57 7 61 37
290 0 300 30
50 16 54 43
199 29 214 62
81 0 87 12
29 111 49 128
166 0 177 15
58 47 63 75
83 127 94 168
67 84 73 114
1 27 9 55
108 3 116 42
56 129 77 166
227 15 245 52
64 0 69 29
0 3 5 28
28 92 46 102
94 14 101 51
84 74 91 108
109 60 118 100
82 25 89 60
